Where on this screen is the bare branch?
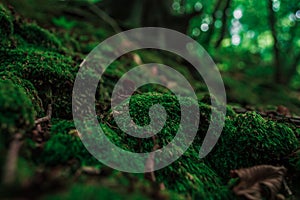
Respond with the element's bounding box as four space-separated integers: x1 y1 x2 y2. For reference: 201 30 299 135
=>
35 104 52 125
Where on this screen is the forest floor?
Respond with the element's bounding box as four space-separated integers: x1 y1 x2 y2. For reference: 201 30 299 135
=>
0 3 300 200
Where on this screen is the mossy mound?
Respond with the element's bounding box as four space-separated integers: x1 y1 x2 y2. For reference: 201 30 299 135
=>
156 150 235 199
0 4 62 51
104 92 234 198
0 5 78 118
0 71 43 115
14 23 62 50
0 48 77 118
41 92 232 198
105 92 202 152
206 112 299 179
39 120 100 166
0 79 35 135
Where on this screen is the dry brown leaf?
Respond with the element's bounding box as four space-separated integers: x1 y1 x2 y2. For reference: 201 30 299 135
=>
230 165 287 200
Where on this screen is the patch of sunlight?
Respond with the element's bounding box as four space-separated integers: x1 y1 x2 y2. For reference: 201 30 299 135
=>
257 31 274 48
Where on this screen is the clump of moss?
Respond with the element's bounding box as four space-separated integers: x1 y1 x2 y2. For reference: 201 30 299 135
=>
0 5 79 118
104 92 235 198
39 120 99 166
156 149 235 199
15 22 62 50
206 112 299 179
0 71 43 115
0 48 77 118
0 79 35 135
0 4 60 51
105 92 201 152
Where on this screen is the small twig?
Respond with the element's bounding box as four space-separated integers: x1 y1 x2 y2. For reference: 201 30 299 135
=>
283 178 292 196
2 133 23 185
35 104 52 125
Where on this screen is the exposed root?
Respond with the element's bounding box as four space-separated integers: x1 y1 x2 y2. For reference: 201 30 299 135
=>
35 104 52 125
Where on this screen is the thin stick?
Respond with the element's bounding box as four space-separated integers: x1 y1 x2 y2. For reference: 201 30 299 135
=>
283 178 292 196
35 104 52 125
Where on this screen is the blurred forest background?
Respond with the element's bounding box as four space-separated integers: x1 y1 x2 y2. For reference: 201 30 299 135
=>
2 0 300 113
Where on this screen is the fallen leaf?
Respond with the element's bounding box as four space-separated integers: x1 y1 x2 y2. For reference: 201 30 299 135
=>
230 165 287 200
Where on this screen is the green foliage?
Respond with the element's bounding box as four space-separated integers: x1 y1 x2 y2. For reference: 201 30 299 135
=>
106 92 201 152
156 150 235 199
52 16 76 30
0 71 43 115
39 120 100 166
206 112 299 179
0 49 76 117
0 5 78 118
0 47 77 118
15 23 62 49
0 79 35 135
42 183 149 200
104 92 235 199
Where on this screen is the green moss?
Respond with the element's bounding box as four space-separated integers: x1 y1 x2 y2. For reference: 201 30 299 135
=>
42 184 150 200
15 22 61 49
0 79 35 135
206 112 299 179
0 4 62 51
0 48 77 118
15 157 35 184
39 120 100 166
156 149 235 199
105 92 200 152
0 4 79 118
0 71 43 115
104 92 235 199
